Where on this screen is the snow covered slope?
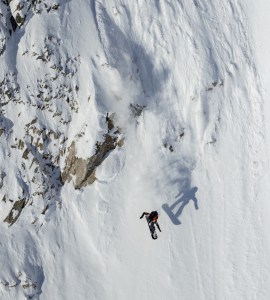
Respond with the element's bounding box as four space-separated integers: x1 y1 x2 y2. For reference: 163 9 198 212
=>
0 0 269 299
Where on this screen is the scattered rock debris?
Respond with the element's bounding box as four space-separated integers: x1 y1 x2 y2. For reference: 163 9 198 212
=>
129 103 146 118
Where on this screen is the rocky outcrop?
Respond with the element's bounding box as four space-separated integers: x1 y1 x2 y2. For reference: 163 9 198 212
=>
4 198 26 226
61 113 123 189
61 134 119 189
2 0 61 32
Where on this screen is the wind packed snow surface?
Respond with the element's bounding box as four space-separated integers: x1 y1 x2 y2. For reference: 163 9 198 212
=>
0 0 270 299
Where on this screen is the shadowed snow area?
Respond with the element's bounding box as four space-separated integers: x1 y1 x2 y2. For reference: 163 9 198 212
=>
0 0 270 299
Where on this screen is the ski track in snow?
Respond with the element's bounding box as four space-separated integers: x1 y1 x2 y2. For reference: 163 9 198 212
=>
0 0 269 299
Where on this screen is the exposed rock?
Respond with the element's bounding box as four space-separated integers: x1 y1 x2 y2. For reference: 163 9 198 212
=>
117 137 125 148
52 4 60 10
41 204 49 215
0 38 6 56
3 199 26 226
164 143 174 152
15 13 24 26
106 112 115 131
2 0 13 5
61 112 123 189
26 118 37 127
18 139 24 149
61 134 118 189
130 103 146 118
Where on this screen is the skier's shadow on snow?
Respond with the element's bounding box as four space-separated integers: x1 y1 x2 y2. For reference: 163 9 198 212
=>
162 187 199 225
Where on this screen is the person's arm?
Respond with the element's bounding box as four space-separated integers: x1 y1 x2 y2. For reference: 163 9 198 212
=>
140 212 149 219
156 222 161 232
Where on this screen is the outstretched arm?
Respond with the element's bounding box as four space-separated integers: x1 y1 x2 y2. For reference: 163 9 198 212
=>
140 212 149 219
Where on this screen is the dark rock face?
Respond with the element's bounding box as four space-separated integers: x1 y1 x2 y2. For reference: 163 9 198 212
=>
10 15 17 31
15 13 25 27
4 199 26 226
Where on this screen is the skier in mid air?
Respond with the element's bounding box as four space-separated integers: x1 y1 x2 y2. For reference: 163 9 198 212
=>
140 211 162 232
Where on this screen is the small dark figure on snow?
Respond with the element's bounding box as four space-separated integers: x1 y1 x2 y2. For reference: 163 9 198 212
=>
140 211 161 232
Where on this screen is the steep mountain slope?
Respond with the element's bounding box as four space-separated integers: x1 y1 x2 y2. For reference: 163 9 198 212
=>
0 0 269 299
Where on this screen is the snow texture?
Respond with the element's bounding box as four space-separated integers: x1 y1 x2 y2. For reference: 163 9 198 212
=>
0 0 270 299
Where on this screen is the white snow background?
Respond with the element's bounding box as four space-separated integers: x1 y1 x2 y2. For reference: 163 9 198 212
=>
0 0 270 299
